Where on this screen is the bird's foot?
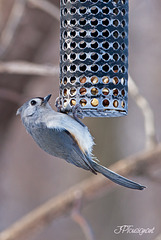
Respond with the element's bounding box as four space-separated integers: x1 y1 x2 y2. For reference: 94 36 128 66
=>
72 104 85 127
55 97 63 112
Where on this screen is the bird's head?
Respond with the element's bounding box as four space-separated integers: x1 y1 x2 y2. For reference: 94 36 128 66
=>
16 94 52 118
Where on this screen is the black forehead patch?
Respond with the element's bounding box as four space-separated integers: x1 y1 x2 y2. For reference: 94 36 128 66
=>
36 97 44 101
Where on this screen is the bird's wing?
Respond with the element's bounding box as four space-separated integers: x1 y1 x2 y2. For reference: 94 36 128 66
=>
31 125 96 173
64 130 97 174
45 113 94 155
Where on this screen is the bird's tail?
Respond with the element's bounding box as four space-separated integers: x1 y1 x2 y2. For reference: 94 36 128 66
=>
91 161 146 190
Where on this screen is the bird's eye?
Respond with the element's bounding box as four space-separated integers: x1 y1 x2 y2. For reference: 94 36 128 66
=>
30 100 37 106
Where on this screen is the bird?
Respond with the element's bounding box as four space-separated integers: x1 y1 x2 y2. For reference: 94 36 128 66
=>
16 94 145 190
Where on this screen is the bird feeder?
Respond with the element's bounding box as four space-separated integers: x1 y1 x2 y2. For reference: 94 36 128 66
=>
59 0 128 117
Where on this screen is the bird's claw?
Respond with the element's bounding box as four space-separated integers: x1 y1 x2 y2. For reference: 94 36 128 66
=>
72 104 84 119
72 104 85 127
55 97 62 112
55 99 85 126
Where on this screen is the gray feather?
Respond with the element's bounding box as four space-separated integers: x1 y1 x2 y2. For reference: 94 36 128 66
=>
28 123 96 173
90 161 146 190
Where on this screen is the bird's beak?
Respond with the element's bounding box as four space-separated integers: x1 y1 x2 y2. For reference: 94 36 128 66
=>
42 94 52 105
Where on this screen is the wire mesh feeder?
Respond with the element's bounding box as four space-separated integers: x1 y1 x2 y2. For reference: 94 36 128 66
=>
59 0 128 117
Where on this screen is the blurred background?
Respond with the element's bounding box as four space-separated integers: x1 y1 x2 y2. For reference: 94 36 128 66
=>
0 0 161 239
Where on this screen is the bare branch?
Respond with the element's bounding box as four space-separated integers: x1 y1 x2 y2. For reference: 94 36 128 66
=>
0 0 27 57
0 61 59 76
71 213 95 240
0 143 161 240
71 191 95 240
28 0 60 21
128 75 157 149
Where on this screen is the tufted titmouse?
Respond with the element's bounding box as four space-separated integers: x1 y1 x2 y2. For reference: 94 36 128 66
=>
16 94 145 190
